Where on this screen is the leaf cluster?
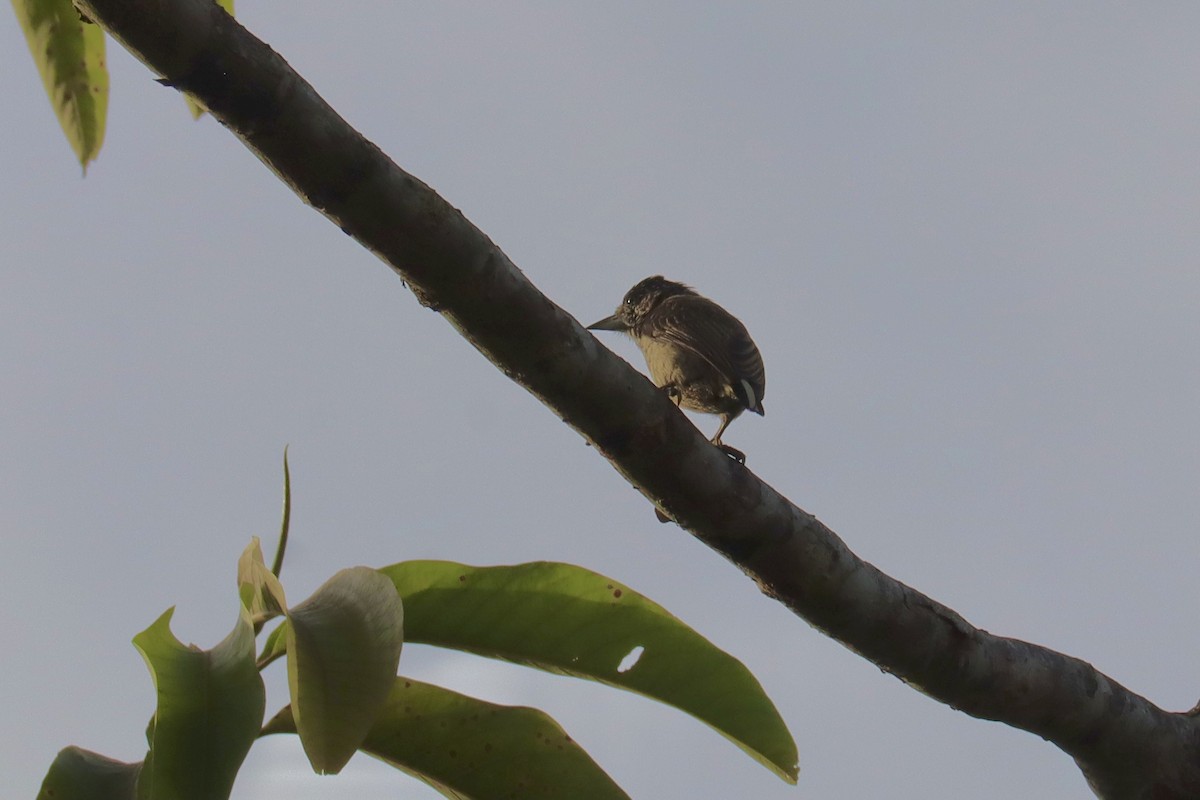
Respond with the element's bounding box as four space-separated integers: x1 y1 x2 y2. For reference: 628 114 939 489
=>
37 460 797 799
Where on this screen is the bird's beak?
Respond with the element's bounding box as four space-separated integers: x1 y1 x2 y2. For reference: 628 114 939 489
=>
587 314 628 331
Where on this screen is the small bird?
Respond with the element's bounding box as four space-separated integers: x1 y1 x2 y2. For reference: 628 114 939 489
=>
588 276 766 463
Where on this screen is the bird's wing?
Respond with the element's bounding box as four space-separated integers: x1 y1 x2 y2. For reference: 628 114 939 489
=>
647 296 766 414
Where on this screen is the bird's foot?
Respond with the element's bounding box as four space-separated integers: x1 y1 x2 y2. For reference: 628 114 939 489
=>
715 442 746 464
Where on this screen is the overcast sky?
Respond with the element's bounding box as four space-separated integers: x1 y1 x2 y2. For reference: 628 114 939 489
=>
5 3 1200 798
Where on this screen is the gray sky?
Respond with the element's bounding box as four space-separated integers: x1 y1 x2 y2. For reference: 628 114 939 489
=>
4 3 1200 798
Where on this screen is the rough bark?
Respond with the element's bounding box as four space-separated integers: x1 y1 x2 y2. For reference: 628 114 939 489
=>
73 0 1200 796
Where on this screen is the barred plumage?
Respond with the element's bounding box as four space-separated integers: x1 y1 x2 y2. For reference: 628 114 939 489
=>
588 276 766 462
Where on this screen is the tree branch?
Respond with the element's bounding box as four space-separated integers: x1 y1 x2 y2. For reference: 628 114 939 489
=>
75 0 1200 795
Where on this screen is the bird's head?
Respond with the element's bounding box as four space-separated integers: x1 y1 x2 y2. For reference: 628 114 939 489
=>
587 275 696 332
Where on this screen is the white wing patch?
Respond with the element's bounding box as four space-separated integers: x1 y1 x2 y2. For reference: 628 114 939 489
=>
740 379 758 411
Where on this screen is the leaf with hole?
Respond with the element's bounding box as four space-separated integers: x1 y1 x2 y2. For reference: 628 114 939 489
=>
383 560 798 782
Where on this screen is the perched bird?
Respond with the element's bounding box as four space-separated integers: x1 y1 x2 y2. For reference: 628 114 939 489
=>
588 276 766 463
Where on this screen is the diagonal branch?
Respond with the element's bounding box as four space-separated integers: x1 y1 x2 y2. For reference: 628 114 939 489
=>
75 0 1200 796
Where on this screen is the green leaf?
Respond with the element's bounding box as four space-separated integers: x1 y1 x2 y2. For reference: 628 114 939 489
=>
257 619 288 669
11 0 108 169
237 536 287 628
264 677 629 800
383 561 798 783
37 747 141 800
183 0 234 119
270 445 292 579
286 567 404 774
132 606 265 800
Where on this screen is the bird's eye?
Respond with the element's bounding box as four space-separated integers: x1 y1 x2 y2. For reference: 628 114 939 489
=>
624 298 634 306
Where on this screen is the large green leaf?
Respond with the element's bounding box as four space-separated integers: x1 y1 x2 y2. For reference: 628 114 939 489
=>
131 606 264 800
263 677 629 800
11 0 108 169
382 560 798 783
286 567 404 774
36 747 141 800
